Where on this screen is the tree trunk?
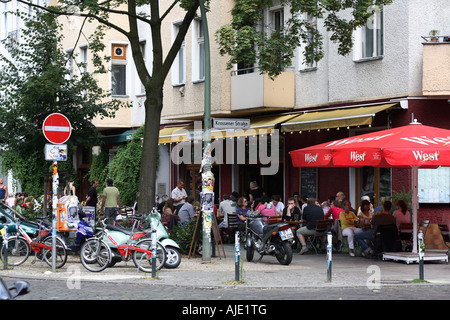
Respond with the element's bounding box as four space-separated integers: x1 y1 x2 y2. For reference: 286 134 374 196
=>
138 86 163 214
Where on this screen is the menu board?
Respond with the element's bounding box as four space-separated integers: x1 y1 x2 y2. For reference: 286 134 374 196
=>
300 167 318 200
418 167 450 203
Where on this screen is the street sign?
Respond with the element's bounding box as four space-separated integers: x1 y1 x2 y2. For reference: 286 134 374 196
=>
212 118 250 130
42 113 72 144
44 144 68 161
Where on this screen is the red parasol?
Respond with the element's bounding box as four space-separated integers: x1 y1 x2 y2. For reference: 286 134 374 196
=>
290 120 450 252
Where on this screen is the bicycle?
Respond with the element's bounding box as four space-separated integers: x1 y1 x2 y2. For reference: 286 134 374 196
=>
0 216 67 268
81 215 166 273
79 219 112 272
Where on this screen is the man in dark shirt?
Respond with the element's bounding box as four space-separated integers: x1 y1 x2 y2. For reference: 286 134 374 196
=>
297 198 324 255
85 179 99 214
282 197 301 222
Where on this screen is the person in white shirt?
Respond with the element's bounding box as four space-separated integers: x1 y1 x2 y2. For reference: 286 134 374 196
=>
217 194 237 228
271 195 285 216
171 180 187 212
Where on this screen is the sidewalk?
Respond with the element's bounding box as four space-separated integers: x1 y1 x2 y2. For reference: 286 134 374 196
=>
1 244 450 288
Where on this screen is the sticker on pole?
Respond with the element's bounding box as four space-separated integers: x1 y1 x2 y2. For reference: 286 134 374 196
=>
44 144 68 161
42 113 72 144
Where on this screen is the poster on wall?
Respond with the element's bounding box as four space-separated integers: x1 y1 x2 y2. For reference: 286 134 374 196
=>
418 167 450 203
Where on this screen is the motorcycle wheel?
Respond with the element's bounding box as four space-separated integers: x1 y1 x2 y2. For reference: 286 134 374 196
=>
275 241 293 265
246 244 254 262
164 246 181 269
80 238 111 272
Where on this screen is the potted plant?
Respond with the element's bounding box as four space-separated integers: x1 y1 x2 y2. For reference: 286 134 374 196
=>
429 29 439 42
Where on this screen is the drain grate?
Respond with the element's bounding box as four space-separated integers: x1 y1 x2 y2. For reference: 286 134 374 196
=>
380 280 409 284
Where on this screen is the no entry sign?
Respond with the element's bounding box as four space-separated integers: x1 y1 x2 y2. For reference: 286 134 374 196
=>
42 113 72 144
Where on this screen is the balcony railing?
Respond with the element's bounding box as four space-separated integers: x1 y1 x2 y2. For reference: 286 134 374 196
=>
230 67 295 111
422 37 450 96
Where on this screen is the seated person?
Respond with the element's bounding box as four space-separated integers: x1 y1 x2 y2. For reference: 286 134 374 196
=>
271 195 285 216
282 197 301 222
178 196 195 227
297 198 325 255
324 200 343 221
236 197 252 232
393 200 411 230
256 195 277 218
354 200 396 257
217 194 237 229
340 201 362 257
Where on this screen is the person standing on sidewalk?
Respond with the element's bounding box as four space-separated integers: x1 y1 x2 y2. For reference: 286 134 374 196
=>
85 179 99 214
0 178 8 203
101 178 121 223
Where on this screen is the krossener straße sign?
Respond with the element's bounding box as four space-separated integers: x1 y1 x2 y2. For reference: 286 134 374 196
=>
212 118 250 130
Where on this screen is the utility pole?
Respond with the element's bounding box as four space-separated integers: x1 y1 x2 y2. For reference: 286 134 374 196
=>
199 0 212 263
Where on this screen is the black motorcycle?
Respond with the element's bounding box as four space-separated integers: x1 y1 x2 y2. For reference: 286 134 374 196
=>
245 213 294 265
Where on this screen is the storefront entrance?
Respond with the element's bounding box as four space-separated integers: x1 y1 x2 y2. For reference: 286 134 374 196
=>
356 167 391 206
182 164 219 204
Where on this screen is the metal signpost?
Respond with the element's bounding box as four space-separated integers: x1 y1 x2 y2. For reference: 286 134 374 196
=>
42 113 71 271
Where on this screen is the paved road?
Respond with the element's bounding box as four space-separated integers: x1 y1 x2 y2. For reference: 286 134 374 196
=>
5 276 450 301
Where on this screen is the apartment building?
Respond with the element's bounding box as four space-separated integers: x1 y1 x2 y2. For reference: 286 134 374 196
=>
50 0 448 224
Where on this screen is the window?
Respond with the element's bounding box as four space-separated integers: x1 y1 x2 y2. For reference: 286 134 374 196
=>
65 49 74 79
354 5 384 60
139 41 146 94
272 9 284 32
111 43 127 96
192 19 205 82
1 3 9 40
172 22 185 86
299 12 318 71
79 45 88 73
111 64 126 96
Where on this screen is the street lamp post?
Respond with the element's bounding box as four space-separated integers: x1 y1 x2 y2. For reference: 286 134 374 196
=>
199 0 212 263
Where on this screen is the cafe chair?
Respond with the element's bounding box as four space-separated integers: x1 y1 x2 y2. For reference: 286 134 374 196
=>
306 219 333 254
372 224 402 259
334 219 349 253
438 224 450 255
220 214 239 244
399 222 413 252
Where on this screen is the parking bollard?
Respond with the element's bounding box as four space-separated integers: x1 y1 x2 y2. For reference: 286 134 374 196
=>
235 231 240 282
151 229 157 278
2 227 7 270
327 231 332 282
418 230 424 280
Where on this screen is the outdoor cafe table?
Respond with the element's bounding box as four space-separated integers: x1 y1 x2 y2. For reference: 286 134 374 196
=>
354 220 371 229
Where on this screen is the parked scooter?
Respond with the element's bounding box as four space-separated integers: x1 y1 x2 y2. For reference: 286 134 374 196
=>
60 208 95 253
102 214 166 270
245 213 294 265
145 207 181 269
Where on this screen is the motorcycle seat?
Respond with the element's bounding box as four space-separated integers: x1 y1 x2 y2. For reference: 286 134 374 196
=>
106 224 134 236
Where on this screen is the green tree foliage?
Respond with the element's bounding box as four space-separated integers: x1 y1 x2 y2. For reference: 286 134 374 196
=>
0 10 125 196
87 126 156 207
216 0 393 78
24 0 207 213
108 126 150 206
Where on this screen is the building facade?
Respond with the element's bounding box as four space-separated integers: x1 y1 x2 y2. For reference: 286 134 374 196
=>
50 0 449 225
